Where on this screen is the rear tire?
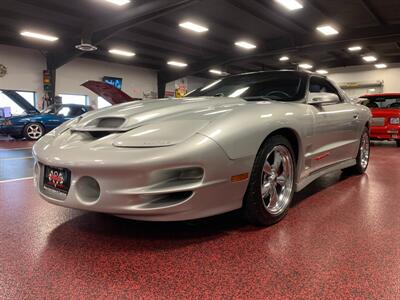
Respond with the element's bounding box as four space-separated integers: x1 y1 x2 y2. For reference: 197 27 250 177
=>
243 136 296 226
345 127 370 174
396 140 400 147
23 123 44 140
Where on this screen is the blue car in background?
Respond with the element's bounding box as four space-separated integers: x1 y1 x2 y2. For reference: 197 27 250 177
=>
0 90 91 140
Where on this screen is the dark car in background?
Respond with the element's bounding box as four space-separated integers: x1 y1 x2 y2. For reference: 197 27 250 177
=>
0 90 91 140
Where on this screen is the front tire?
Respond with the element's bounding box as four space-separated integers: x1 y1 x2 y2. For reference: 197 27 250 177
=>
243 136 296 226
345 127 370 174
23 123 44 140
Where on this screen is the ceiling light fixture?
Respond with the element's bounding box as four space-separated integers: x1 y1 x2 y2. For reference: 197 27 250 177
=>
105 0 131 6
179 21 209 33
279 56 290 61
363 55 377 62
20 31 58 42
316 69 328 74
348 46 362 52
109 49 136 57
316 25 339 36
209 69 223 75
274 0 303 11
299 63 313 69
167 61 188 67
375 63 387 69
235 41 257 49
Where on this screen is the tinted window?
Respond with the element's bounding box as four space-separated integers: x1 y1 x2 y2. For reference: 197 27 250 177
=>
363 97 400 109
187 72 307 101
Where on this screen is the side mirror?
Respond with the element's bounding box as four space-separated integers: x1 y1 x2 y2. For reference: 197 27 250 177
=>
308 92 340 105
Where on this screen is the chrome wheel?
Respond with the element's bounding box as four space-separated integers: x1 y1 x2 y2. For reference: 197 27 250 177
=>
261 145 294 215
26 124 43 140
360 131 370 169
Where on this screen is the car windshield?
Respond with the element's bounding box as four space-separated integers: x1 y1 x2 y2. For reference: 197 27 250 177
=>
187 72 307 101
363 96 400 109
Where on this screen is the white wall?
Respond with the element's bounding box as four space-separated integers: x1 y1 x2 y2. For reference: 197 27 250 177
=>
0 45 46 101
0 44 158 108
328 64 400 97
56 58 157 107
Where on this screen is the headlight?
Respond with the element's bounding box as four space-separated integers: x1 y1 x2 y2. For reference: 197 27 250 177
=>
390 117 400 125
0 119 12 126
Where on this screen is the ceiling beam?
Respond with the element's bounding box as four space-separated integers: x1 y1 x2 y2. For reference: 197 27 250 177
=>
227 0 308 35
358 0 386 26
51 0 201 69
159 25 400 82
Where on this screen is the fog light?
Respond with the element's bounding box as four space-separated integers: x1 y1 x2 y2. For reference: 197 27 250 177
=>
76 176 100 203
390 117 400 125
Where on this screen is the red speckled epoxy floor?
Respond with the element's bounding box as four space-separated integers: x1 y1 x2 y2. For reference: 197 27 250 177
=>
0 141 399 299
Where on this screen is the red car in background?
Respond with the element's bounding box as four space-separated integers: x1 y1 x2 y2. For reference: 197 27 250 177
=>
360 93 400 147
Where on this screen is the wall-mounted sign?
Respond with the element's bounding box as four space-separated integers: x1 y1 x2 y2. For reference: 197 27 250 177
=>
0 64 7 78
103 76 123 90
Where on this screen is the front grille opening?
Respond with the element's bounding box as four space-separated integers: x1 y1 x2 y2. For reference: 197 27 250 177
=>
149 167 204 186
140 191 193 208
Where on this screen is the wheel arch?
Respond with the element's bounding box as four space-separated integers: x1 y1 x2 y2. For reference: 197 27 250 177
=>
262 127 302 169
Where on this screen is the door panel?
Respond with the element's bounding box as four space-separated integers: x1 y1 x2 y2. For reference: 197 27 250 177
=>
307 77 360 172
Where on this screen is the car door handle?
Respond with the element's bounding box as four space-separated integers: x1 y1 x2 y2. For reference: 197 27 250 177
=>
353 114 359 120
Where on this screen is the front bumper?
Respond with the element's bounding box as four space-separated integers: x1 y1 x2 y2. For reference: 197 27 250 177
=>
33 132 253 221
0 125 23 136
370 125 399 140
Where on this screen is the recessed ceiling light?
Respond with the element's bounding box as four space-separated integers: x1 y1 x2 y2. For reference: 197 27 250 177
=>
279 56 290 61
109 49 136 57
179 21 209 33
235 41 257 50
299 63 313 69
209 69 223 75
274 0 303 11
348 46 362 52
167 61 188 67
316 25 339 36
375 63 387 69
20 31 58 42
316 69 328 74
105 0 130 6
363 55 377 62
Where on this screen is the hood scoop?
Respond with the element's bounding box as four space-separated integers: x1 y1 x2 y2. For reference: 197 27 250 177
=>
72 117 127 132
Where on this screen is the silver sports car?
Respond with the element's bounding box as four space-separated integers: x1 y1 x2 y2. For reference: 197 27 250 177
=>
33 71 371 225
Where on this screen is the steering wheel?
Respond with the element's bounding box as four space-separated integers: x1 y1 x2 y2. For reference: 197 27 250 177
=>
266 91 291 99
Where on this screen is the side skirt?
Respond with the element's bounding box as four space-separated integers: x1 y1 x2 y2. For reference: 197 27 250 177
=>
295 159 356 192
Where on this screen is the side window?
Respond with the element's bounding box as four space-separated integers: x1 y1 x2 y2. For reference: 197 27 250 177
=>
309 77 342 101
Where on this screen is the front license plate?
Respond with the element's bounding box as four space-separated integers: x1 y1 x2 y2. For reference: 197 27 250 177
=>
43 166 71 195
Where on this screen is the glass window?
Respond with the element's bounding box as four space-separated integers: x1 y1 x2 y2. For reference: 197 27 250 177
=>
363 97 400 109
57 106 71 117
59 94 88 105
98 97 112 109
187 72 307 102
17 91 36 107
0 91 25 116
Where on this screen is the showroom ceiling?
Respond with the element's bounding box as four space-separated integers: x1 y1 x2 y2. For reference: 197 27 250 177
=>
0 0 400 81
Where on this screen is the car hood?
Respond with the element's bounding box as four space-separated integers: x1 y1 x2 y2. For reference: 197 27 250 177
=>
0 90 39 114
82 80 133 104
371 108 400 117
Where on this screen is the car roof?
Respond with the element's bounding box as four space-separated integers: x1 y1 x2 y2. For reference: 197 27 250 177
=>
62 104 89 108
227 69 322 79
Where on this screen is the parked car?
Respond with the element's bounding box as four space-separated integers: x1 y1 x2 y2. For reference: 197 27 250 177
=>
33 71 371 226
0 90 91 140
359 93 400 147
